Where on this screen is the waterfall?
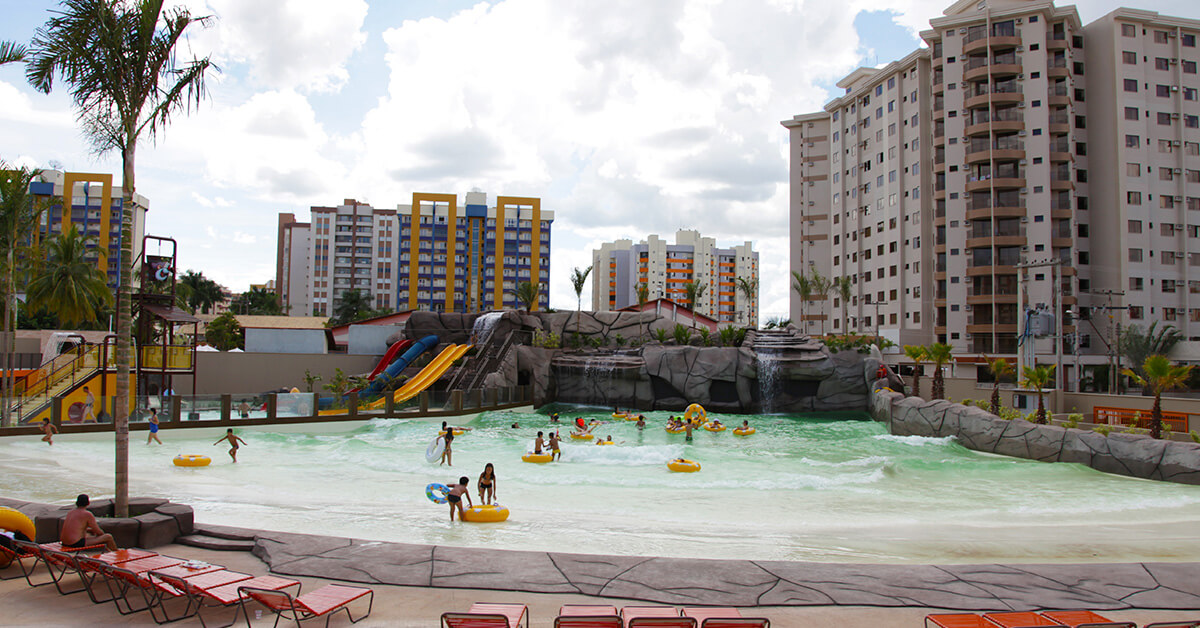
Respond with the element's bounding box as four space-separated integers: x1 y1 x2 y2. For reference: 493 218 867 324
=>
757 351 782 413
471 311 504 344
582 357 617 406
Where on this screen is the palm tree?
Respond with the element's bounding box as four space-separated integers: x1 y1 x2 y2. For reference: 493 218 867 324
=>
1123 355 1194 439
27 0 217 517
635 281 650 340
833 276 852 335
331 289 372 325
179 270 221 314
1119 321 1183 381
511 281 540 312
809 268 831 335
0 41 26 66
570 265 591 338
232 286 281 315
926 342 953 400
25 225 113 327
684 281 706 328
984 356 1014 416
736 276 758 327
791 270 811 334
0 164 47 426
903 345 928 399
1020 364 1057 424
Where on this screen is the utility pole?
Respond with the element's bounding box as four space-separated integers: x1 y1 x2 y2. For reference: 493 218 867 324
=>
1015 257 1063 378
1083 289 1126 393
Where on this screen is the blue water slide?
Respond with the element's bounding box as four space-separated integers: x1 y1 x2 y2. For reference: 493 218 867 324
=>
359 334 438 397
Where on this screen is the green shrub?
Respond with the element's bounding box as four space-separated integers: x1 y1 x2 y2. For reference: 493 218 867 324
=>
532 330 560 349
698 328 711 346
615 334 626 347
1094 424 1112 436
673 323 690 345
1064 413 1083 429
718 325 746 347
1190 430 1200 444
654 328 669 343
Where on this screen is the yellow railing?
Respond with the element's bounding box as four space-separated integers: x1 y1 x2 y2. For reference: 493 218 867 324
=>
139 346 194 370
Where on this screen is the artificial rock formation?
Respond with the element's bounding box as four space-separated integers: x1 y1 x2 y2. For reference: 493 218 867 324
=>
0 496 194 548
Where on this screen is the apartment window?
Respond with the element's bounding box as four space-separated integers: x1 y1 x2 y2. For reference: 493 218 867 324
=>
1159 112 1174 125
1161 167 1176 180
1127 191 1142 205
1130 249 1144 263
1126 134 1140 148
1122 51 1137 64
1161 139 1175 153
1129 306 1144 320
1191 198 1200 211
1154 30 1169 44
1163 196 1177 209
1157 84 1171 97
1128 220 1143 233
1186 34 1197 47
888 77 895 89
1121 24 1136 37
1164 254 1179 268
1188 115 1200 128
1186 61 1199 74
1127 162 1141 177
1130 277 1144 290
1124 79 1138 92
1165 307 1178 321
1156 57 1171 71
1187 142 1200 155
1186 87 1199 101
1163 223 1177 237
1125 107 1139 120
1190 170 1200 183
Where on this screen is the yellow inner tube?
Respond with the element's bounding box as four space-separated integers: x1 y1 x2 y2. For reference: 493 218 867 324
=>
0 506 36 540
569 432 594 440
611 412 629 420
439 429 466 436
665 426 685 434
704 423 726 432
173 454 211 467
595 440 615 446
461 504 510 523
683 403 706 424
667 459 701 473
733 427 756 436
522 452 553 463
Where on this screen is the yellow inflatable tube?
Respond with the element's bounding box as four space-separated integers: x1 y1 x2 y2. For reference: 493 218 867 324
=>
683 403 706 424
667 458 701 473
704 423 726 432
461 504 510 523
595 440 615 446
569 432 594 440
173 454 211 467
665 426 685 434
733 427 756 436
0 506 35 540
522 452 553 463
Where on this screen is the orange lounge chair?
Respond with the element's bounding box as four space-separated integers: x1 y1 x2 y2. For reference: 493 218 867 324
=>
152 569 298 628
241 583 374 628
0 541 45 586
621 606 697 628
104 563 196 622
12 539 106 589
1039 610 1134 628
555 604 621 628
683 607 770 628
1144 622 1200 628
983 611 1066 627
442 602 530 628
926 614 998 628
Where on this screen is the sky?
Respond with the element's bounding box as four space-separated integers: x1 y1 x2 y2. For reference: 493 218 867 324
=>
1 0 1198 319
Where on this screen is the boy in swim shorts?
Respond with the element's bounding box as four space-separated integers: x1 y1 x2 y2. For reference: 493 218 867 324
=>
534 431 545 455
548 431 561 460
446 476 472 521
213 428 247 462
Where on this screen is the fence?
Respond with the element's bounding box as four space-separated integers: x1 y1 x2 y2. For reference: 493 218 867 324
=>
1092 405 1191 433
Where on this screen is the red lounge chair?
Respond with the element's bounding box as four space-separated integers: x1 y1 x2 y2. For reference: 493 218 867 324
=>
443 602 530 628
106 563 195 622
1040 610 1135 627
683 607 771 628
555 604 621 628
621 606 696 628
926 614 996 628
153 569 298 628
12 539 105 589
0 541 45 586
1144 622 1200 628
983 611 1066 627
241 583 374 628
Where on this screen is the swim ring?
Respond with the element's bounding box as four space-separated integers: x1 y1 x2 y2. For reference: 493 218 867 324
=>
173 455 211 467
611 412 630 420
569 432 594 440
0 506 35 540
704 423 726 432
733 427 756 436
425 483 450 504
522 452 553 463
438 429 466 436
667 459 701 473
665 426 685 434
683 403 706 424
461 504 510 523
426 436 445 463
595 440 615 446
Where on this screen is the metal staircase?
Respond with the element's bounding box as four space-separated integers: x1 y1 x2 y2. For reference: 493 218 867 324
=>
7 346 103 424
445 328 523 392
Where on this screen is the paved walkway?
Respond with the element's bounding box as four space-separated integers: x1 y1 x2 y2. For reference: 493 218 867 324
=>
215 524 1200 612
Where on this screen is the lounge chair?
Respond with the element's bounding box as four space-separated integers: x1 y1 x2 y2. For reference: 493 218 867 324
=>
0 541 45 586
442 602 530 628
152 569 298 628
621 606 696 628
982 611 1067 627
555 604 621 628
925 614 997 628
1144 622 1200 628
11 540 105 589
682 607 770 628
1039 610 1134 627
241 583 374 628
103 563 196 622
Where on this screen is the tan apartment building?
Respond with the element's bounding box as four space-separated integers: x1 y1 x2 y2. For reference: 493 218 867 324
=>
592 230 759 325
785 0 1200 389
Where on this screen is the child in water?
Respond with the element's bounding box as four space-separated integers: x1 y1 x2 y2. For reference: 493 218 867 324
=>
40 419 57 445
446 476 473 521
548 431 561 460
478 463 496 505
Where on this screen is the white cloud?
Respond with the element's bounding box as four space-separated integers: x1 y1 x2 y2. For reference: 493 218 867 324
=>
231 231 256 245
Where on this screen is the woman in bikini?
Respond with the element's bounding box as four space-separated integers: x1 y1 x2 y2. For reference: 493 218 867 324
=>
440 430 454 466
478 463 496 505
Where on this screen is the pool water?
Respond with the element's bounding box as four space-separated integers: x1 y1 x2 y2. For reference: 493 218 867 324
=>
4 407 1200 564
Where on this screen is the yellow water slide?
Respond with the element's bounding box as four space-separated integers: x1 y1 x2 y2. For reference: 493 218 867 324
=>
364 343 472 410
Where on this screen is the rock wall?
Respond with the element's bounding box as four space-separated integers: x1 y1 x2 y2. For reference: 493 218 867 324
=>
868 384 1200 485
0 496 195 548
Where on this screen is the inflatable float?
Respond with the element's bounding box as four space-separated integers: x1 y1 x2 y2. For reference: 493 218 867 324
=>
173 455 211 467
569 432 594 441
522 452 553 463
438 429 466 436
733 427 756 436
461 504 510 523
683 403 706 424
426 483 450 504
665 426 685 434
426 436 445 463
667 458 701 473
704 423 726 432
595 440 615 446
0 506 35 540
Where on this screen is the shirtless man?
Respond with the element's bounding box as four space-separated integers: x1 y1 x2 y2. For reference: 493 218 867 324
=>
40 419 58 445
61 494 117 551
684 420 694 442
533 431 545 455
82 387 96 423
636 415 646 431
213 428 247 463
446 476 473 521
547 431 562 461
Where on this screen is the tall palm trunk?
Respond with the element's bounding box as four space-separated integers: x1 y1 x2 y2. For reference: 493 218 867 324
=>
989 383 1001 416
1035 392 1046 424
114 147 136 517
1150 394 1163 439
911 370 921 399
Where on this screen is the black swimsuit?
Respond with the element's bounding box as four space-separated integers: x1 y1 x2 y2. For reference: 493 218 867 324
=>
447 494 461 504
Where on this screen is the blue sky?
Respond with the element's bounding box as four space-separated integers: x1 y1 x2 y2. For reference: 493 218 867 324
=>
1 0 1197 318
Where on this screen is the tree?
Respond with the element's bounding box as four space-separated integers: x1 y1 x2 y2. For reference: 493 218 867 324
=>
570 265 591 338
25 225 113 327
903 345 929 399
1123 355 1194 439
511 281 540 312
0 164 47 426
985 356 1014 417
809 268 831 335
1020 364 1056 425
330 289 373 326
683 281 706 328
231 286 281 315
635 281 650 340
204 312 242 351
833 276 852 335
926 342 953 400
27 0 217 517
0 41 26 66
1119 321 1183 381
179 270 222 314
735 276 758 327
791 270 811 334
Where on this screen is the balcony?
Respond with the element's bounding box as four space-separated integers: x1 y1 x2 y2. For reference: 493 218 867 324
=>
966 205 1026 220
967 292 1019 305
965 89 1023 110
1048 33 1068 50
967 234 1027 248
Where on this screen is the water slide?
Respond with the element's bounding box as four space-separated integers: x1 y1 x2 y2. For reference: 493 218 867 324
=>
358 335 438 397
364 343 472 410
365 339 414 381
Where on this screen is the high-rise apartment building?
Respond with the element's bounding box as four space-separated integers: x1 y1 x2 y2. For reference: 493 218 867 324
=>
592 230 759 325
784 0 1200 388
276 192 552 316
28 169 149 293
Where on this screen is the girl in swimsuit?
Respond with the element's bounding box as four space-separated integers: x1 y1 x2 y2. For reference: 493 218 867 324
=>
147 408 162 445
478 463 496 504
440 431 454 466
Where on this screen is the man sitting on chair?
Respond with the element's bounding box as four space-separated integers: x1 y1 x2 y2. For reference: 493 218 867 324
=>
61 494 117 551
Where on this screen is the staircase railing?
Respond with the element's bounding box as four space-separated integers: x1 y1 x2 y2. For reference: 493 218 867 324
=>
8 345 100 422
447 328 524 392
